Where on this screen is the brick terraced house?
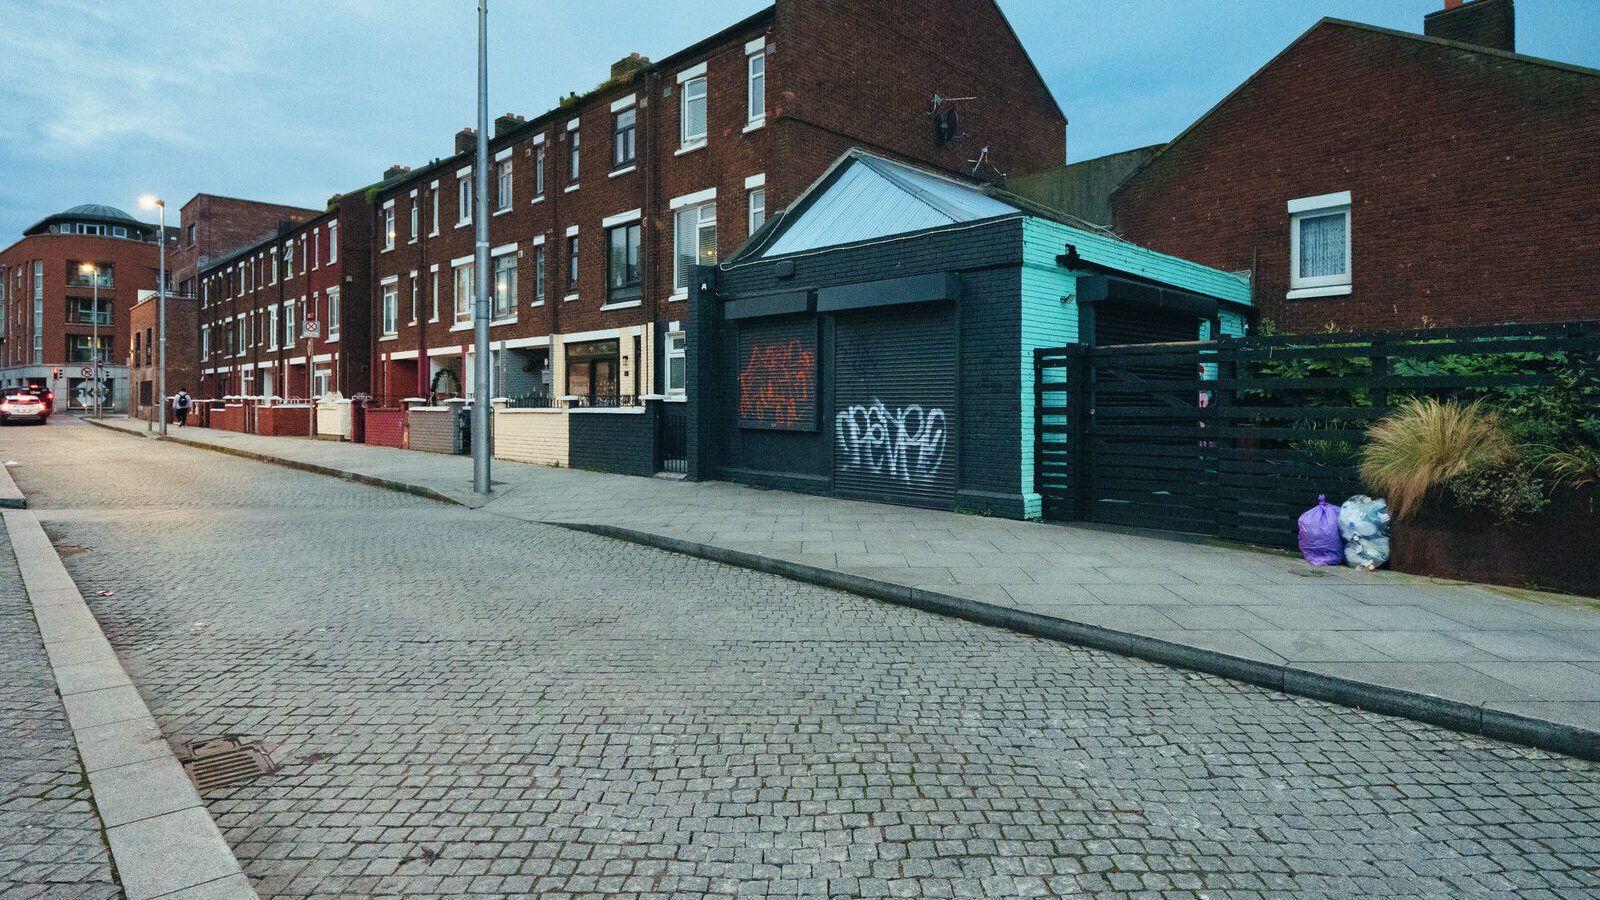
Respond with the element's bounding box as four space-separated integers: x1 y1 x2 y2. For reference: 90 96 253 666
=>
363 0 1066 420
1104 0 1600 332
195 192 375 420
0 204 175 412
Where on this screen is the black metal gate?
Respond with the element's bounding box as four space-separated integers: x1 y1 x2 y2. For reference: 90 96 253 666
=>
833 305 958 510
1036 322 1600 548
658 401 687 474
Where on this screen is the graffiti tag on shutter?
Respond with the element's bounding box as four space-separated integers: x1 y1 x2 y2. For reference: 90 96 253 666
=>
835 400 948 485
739 339 816 430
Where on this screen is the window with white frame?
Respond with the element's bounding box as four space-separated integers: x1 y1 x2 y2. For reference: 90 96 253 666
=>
299 236 307 273
674 202 717 293
607 222 641 302
312 229 320 269
1287 191 1352 298
496 159 513 211
614 108 636 168
430 187 440 235
409 198 419 241
383 204 396 250
534 143 546 197
267 306 279 350
382 283 399 335
328 221 338 263
747 48 765 125
201 325 210 359
327 286 341 337
681 75 707 147
269 250 278 285
748 188 766 233
284 240 294 275
492 252 517 319
568 130 581 182
284 299 296 346
533 244 546 305
458 176 472 225
410 276 419 324
453 261 474 323
431 270 440 321
666 331 687 396
567 235 579 289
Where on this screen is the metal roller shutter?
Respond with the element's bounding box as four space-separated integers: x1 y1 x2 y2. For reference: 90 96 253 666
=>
1094 304 1199 346
832 305 958 509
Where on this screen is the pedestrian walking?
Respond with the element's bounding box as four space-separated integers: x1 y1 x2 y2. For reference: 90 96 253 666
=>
172 389 192 427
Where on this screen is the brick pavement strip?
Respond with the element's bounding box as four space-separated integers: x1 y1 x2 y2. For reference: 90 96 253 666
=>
9 418 1600 898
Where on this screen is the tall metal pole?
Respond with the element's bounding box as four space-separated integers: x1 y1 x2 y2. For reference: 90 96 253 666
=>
157 200 168 435
90 271 100 418
471 0 492 493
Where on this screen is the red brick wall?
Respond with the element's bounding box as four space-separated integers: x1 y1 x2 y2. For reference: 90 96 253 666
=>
172 195 320 294
254 404 312 437
127 294 199 421
773 0 1065 202
1111 22 1600 332
363 407 407 448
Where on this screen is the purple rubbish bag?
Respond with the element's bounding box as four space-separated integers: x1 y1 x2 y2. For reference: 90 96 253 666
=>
1298 494 1344 566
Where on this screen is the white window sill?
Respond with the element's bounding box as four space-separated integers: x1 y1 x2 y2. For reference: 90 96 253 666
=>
491 317 517 326
675 141 707 157
327 336 340 343
600 299 642 311
743 118 765 133
408 239 418 245
428 317 440 324
1286 284 1352 300
531 195 545 205
609 165 637 178
455 221 472 229
563 293 579 302
449 322 474 332
531 299 546 307
668 290 688 302
429 230 441 238
408 319 419 326
564 183 580 193
379 334 398 342
493 207 513 217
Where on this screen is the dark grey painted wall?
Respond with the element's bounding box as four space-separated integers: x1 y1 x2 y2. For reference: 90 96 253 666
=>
568 405 658 477
692 218 1034 518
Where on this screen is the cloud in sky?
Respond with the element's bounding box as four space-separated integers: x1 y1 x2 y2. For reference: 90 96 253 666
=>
1 0 1596 238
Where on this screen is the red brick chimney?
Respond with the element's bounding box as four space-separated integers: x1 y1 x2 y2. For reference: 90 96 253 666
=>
454 127 477 155
1424 0 1514 52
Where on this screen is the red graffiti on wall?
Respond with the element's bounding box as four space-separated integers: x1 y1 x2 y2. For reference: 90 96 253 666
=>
740 339 816 428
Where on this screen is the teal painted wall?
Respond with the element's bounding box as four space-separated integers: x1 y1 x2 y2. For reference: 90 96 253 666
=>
1018 218 1080 519
1018 217 1252 519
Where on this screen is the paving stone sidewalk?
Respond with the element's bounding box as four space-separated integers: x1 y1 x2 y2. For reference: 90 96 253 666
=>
0 517 123 899
96 417 1600 752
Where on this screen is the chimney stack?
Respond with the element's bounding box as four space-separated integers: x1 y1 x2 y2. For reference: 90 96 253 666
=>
455 127 477 155
383 164 412 181
610 52 651 81
494 112 526 138
1424 0 1514 52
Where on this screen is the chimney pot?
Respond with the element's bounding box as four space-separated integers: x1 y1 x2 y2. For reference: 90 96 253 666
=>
383 164 412 180
494 112 527 138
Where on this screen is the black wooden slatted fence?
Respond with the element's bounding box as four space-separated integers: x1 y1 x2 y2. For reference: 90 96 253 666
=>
1036 322 1600 548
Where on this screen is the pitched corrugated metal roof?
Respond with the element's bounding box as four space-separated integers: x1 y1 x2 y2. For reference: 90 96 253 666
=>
760 152 1019 257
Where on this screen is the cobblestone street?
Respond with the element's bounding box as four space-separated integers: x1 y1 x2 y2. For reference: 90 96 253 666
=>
6 420 1600 899
0 515 122 900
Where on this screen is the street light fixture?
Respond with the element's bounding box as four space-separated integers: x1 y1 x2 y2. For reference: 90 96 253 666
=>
140 195 167 435
78 262 102 419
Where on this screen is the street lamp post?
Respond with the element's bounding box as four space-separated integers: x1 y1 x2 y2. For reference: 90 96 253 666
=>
141 196 167 434
79 263 101 418
470 0 492 493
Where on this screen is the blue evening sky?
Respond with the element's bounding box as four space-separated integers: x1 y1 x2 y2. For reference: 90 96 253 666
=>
1 1 1595 238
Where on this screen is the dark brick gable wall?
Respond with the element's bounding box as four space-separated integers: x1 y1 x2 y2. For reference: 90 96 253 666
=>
1111 22 1600 332
773 0 1065 206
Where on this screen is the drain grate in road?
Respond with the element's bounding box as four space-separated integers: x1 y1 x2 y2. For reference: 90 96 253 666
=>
176 737 275 792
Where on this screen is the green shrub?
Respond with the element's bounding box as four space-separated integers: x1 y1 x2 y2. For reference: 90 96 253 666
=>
1447 456 1549 523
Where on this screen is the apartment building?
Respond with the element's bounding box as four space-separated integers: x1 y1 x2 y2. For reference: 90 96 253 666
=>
364 0 1066 408
195 193 374 401
0 204 174 411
